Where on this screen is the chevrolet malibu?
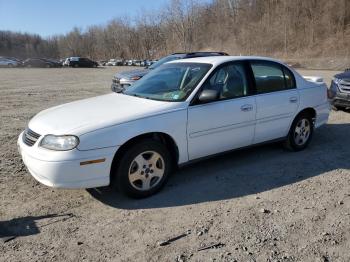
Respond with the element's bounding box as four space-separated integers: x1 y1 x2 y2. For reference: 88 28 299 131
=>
18 56 330 198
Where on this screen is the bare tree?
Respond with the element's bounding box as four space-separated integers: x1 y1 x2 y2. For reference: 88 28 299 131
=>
1 0 349 62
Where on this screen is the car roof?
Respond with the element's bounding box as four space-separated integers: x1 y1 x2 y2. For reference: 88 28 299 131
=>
168 56 285 66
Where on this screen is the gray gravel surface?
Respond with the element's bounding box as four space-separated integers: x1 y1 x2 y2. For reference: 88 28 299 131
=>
0 67 349 262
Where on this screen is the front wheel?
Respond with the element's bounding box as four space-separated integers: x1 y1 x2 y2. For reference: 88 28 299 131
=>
284 113 314 151
112 139 173 198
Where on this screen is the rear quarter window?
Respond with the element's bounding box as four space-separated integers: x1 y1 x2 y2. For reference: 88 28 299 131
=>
282 67 296 89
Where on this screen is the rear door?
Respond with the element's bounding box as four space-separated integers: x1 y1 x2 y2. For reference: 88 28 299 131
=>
250 60 299 143
187 61 256 160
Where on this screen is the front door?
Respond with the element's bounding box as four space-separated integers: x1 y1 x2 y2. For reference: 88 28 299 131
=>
187 62 256 160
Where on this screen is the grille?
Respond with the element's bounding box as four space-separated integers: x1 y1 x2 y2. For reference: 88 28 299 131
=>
23 128 41 146
339 79 350 93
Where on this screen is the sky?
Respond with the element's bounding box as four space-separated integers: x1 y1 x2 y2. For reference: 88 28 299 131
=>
0 0 173 38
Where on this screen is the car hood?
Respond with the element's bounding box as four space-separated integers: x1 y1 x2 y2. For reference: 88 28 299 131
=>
115 68 150 79
28 93 185 135
334 71 350 81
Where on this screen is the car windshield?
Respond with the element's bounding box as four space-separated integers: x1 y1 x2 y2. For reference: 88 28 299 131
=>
124 62 212 102
148 55 183 69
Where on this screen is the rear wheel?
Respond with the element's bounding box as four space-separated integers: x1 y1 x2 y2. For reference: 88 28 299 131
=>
7 63 13 68
284 113 314 151
73 64 79 68
112 139 172 198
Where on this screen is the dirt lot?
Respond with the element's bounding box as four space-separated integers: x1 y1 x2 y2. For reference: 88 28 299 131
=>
0 67 349 262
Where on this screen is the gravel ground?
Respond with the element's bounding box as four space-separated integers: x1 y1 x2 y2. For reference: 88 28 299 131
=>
0 67 349 262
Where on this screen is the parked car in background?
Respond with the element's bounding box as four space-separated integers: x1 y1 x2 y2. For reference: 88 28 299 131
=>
66 57 98 68
329 69 350 110
98 60 108 66
106 59 123 66
63 58 71 67
42 58 62 67
23 58 57 68
0 57 19 67
2 56 22 64
146 60 154 67
132 60 142 66
111 52 229 92
106 59 118 66
140 60 153 67
17 56 329 198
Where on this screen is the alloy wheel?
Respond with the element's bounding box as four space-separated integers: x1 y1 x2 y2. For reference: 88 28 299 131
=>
128 151 165 191
294 118 311 146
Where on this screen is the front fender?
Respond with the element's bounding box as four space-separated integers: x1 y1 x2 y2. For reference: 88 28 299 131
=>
77 109 188 164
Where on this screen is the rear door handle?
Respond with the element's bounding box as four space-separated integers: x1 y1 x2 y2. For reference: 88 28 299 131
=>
289 97 298 103
241 104 253 112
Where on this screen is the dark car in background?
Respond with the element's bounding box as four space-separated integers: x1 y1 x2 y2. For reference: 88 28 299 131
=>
329 69 350 110
42 58 62 67
111 51 228 92
22 58 59 68
67 57 98 68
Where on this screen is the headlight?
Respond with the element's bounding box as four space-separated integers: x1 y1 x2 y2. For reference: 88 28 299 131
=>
333 77 341 85
40 135 79 151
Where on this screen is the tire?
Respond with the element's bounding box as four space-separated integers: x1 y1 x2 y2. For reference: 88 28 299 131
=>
73 64 78 68
284 112 314 151
112 139 173 198
26 64 32 68
45 64 51 68
7 63 13 68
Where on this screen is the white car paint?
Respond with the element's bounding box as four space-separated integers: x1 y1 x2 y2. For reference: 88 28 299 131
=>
188 96 256 159
18 56 330 189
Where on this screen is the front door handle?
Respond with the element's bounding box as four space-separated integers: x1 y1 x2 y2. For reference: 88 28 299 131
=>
289 97 298 103
241 104 253 112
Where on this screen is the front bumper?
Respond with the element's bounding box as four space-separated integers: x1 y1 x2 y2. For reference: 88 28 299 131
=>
329 80 350 108
18 132 117 189
331 92 350 108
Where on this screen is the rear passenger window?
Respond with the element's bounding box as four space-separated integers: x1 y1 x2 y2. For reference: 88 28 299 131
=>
251 62 295 94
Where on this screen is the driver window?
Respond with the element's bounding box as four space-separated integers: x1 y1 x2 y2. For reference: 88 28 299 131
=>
203 63 249 101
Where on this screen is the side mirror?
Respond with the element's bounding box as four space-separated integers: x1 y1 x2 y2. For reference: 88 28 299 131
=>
198 89 218 103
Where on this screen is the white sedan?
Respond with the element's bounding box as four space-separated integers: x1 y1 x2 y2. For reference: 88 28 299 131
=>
18 56 330 198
